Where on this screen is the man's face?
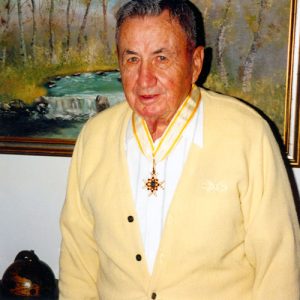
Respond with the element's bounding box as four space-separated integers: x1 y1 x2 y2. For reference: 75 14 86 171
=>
117 10 204 123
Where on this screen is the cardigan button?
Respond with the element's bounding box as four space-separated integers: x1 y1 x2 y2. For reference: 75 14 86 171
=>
151 292 157 299
136 254 142 261
127 216 134 222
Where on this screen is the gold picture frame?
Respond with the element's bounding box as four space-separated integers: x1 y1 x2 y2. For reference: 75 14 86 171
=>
285 0 300 166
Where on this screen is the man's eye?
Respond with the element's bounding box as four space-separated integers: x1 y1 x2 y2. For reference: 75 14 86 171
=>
157 56 168 62
127 56 139 63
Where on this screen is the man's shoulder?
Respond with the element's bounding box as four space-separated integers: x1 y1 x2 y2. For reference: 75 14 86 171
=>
76 101 131 148
201 88 266 125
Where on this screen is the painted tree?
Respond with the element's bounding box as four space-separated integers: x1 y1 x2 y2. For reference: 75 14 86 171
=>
100 0 110 55
65 0 72 53
37 0 48 35
30 0 37 63
0 0 13 68
17 0 27 64
241 0 270 92
215 0 232 88
48 0 56 63
77 0 92 52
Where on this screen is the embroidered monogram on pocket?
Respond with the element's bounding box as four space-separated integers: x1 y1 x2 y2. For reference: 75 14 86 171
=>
201 180 228 192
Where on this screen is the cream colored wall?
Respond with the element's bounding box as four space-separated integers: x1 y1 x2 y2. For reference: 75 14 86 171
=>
0 154 299 278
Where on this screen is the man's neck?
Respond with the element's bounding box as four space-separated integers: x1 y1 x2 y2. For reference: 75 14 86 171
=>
145 117 172 142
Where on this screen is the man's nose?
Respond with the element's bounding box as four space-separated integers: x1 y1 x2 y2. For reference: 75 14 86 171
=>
137 62 157 88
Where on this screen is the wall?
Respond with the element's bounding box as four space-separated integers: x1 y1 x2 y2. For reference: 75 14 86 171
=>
0 154 70 278
0 154 300 279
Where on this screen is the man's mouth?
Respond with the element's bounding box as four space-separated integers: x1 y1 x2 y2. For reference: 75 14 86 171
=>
139 94 160 101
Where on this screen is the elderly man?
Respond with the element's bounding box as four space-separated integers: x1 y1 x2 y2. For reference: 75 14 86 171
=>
59 0 300 299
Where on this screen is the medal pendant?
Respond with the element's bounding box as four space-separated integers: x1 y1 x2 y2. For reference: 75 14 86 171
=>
144 161 164 196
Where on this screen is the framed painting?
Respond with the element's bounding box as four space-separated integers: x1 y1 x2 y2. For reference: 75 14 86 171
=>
0 0 299 166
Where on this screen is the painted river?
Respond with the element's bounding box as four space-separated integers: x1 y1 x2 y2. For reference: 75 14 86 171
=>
0 71 125 139
47 71 124 105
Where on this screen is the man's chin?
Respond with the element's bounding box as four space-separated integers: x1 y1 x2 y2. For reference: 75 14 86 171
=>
136 108 161 120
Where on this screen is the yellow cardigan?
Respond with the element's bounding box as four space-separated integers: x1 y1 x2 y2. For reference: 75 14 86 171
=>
59 88 300 300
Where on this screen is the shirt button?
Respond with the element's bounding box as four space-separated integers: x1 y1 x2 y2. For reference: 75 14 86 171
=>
136 254 142 261
127 216 134 222
151 292 157 299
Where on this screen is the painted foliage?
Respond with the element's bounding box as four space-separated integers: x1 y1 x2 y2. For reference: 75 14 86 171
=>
195 0 290 136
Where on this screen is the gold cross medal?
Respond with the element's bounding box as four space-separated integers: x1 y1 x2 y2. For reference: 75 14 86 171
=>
144 160 164 196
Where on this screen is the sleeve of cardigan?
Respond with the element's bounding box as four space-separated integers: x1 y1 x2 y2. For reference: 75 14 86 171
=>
243 121 300 300
59 127 99 300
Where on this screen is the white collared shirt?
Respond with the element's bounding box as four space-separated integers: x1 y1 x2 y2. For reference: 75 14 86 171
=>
125 101 203 274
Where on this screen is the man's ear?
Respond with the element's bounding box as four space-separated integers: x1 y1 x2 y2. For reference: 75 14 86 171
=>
192 46 204 84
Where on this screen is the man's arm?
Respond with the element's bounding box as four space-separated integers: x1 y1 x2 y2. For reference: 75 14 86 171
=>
243 121 300 299
59 128 99 300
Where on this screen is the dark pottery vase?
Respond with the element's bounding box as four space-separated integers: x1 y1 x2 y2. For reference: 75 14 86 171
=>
1 250 57 298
